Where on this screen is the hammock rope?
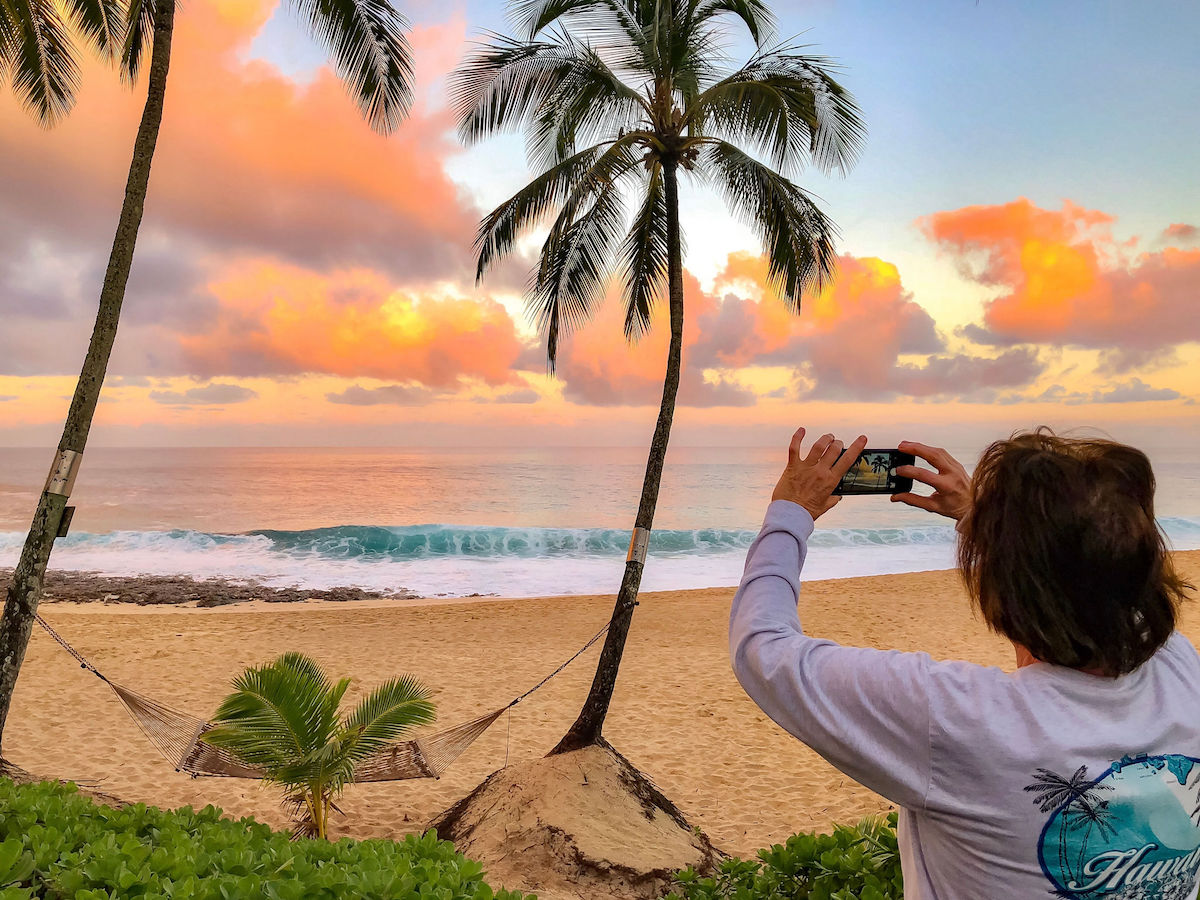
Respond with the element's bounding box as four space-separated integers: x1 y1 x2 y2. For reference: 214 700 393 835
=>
33 611 610 782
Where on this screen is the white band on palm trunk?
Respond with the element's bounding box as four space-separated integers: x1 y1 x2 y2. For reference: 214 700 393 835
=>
44 449 82 498
627 527 650 564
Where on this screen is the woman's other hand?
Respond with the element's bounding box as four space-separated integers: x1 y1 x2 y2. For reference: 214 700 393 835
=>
773 429 869 520
891 441 972 521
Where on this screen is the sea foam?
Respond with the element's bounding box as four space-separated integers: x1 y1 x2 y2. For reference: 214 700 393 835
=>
2 518 1198 600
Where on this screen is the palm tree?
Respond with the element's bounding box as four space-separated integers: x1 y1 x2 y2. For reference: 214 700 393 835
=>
202 652 435 839
0 0 123 125
1025 766 1114 888
0 0 415 752
452 0 865 753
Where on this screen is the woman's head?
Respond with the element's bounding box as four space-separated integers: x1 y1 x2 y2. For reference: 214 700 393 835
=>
958 428 1191 676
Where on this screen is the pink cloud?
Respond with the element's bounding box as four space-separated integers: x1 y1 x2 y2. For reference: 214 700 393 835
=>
549 251 1040 405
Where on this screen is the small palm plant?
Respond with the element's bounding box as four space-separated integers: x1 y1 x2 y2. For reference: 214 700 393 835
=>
202 653 435 839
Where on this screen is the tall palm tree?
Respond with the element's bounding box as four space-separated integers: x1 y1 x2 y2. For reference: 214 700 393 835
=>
0 0 415 751
0 0 123 125
453 0 865 753
203 652 435 839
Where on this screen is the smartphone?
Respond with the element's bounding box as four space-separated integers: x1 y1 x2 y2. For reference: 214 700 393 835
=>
832 449 915 496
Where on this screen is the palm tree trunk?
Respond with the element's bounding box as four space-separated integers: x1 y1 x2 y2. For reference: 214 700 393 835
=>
550 159 686 755
312 785 326 839
0 0 176 751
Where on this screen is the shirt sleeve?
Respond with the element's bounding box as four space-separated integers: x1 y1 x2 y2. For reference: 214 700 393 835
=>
729 499 934 810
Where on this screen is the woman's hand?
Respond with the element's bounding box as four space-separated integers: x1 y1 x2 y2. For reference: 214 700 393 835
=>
773 429 869 520
891 441 972 521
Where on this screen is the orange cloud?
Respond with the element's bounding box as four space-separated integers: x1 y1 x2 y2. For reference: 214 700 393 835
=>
704 252 944 387
1162 223 1199 245
176 262 526 387
549 251 1039 405
550 270 759 407
922 199 1200 369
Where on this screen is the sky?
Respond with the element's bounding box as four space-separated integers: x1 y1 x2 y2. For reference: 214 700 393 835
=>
0 0 1197 449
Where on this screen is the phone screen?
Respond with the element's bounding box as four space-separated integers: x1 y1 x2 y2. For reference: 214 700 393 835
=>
833 449 915 496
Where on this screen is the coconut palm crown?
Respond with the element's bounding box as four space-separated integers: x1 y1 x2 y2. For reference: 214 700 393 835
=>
0 0 123 125
202 653 435 839
453 0 866 752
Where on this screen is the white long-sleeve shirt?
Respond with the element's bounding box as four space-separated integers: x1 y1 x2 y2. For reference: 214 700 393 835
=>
729 499 1200 900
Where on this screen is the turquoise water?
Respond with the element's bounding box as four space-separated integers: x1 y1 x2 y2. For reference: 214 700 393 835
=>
1 446 1197 598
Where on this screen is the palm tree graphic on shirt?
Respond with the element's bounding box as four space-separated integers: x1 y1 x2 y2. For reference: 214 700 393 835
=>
1026 766 1116 891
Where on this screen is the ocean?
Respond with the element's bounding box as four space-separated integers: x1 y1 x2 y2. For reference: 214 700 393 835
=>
2 445 1198 599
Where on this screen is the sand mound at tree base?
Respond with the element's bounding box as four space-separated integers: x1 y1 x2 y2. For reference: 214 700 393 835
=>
429 740 721 900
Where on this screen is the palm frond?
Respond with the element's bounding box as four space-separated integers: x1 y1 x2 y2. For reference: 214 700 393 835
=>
203 652 340 774
474 141 610 279
688 43 865 175
63 0 123 60
513 0 643 49
0 6 12 64
119 0 154 84
452 34 587 144
511 0 595 37
271 728 351 788
705 140 838 308
527 40 649 168
343 675 435 762
620 163 670 341
4 0 79 125
288 0 412 135
691 0 775 47
532 158 631 370
638 0 719 102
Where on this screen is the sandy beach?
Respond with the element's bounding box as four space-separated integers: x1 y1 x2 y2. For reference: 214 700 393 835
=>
7 551 1200 867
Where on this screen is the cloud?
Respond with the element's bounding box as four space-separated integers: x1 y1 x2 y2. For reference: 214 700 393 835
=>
148 382 258 406
0 3 487 381
999 378 1183 405
1162 223 1198 245
491 388 540 404
0 5 478 284
1091 378 1182 403
559 364 759 408
174 262 529 386
922 199 1200 367
548 267 764 408
547 251 1041 406
702 253 1040 401
888 348 1044 398
325 384 437 406
0 395 15 402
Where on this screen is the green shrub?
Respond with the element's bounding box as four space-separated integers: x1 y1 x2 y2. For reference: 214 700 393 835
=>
667 813 902 900
0 778 531 900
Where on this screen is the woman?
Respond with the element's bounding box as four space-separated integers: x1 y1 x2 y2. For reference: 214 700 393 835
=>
730 427 1196 899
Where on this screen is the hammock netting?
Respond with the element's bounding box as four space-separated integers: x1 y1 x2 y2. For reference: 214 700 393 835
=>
33 611 608 782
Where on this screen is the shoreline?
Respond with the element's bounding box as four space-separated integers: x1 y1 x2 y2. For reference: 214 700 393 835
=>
9 546 1199 613
3 565 966 618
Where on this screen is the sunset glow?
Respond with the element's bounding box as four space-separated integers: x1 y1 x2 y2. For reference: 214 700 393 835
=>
2 1 1196 448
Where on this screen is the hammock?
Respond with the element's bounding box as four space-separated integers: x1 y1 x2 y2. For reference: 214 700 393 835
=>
34 612 609 782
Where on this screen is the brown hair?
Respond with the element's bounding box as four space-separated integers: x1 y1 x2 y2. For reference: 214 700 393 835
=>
958 428 1192 676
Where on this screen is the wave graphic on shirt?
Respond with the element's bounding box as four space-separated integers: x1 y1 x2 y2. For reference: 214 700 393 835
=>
1029 754 1200 899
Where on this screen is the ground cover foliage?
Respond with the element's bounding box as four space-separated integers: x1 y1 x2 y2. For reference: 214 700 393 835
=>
0 778 529 900
667 814 902 900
